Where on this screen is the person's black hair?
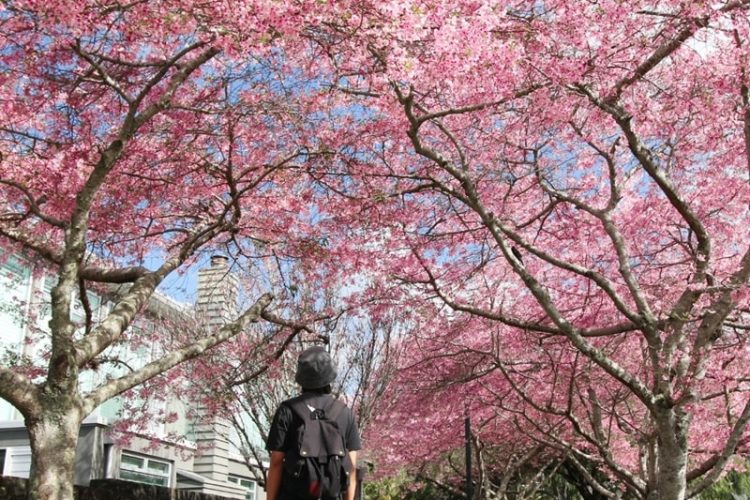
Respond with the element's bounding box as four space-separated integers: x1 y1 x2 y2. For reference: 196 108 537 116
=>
302 384 332 394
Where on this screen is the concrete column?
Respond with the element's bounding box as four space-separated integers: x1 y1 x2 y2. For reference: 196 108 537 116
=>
192 415 232 482
193 255 239 483
195 255 239 331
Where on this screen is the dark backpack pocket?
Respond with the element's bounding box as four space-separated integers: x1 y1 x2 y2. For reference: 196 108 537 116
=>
282 452 318 500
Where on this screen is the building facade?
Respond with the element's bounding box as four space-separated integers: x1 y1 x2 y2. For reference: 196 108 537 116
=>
0 253 266 500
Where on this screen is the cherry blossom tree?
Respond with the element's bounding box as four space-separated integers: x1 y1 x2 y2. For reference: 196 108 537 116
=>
4 2 750 500
335 1 750 499
0 2 365 499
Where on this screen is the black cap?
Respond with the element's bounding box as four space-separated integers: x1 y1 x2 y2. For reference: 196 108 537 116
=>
295 346 337 389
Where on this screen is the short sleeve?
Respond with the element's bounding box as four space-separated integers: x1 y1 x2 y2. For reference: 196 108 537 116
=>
265 404 293 452
344 408 362 451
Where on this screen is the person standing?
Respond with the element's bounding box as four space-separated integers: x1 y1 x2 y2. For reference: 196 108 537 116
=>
265 346 361 500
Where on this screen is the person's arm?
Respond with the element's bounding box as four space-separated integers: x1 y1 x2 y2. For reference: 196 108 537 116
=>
266 451 285 500
265 404 292 500
346 450 358 500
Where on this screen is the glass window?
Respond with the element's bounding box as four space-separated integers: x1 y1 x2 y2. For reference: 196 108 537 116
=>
71 289 101 325
0 399 19 421
97 396 122 420
4 446 31 478
0 449 6 475
148 460 169 474
35 276 56 332
121 454 144 468
119 452 171 487
0 255 31 346
228 475 257 500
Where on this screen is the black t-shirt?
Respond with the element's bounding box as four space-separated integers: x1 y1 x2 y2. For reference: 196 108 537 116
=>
266 393 362 453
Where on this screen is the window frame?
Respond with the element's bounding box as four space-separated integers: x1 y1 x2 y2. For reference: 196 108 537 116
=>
118 452 172 487
0 446 32 478
228 474 257 500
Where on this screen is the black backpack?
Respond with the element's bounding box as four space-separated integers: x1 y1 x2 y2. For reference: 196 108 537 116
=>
282 395 353 500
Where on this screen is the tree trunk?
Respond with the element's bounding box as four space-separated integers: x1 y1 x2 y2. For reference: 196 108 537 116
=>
26 404 82 500
651 408 689 500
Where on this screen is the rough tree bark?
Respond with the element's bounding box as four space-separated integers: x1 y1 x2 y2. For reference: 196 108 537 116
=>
26 403 83 500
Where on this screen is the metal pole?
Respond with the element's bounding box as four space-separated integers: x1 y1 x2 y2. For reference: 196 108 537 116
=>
355 464 366 500
465 403 473 500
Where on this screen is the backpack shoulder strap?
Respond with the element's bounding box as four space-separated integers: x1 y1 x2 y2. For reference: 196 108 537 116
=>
285 396 314 422
285 394 342 419
325 398 346 422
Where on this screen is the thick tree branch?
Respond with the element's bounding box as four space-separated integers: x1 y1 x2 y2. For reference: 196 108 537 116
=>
73 219 228 368
400 87 644 332
521 176 650 329
688 247 750 384
73 41 134 104
397 88 656 409
606 18 706 103
0 226 149 283
81 293 273 413
45 41 222 382
566 454 621 499
494 361 647 494
576 85 711 275
0 179 67 228
132 43 219 124
0 367 40 416
413 84 542 124
229 326 304 387
607 1 750 101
